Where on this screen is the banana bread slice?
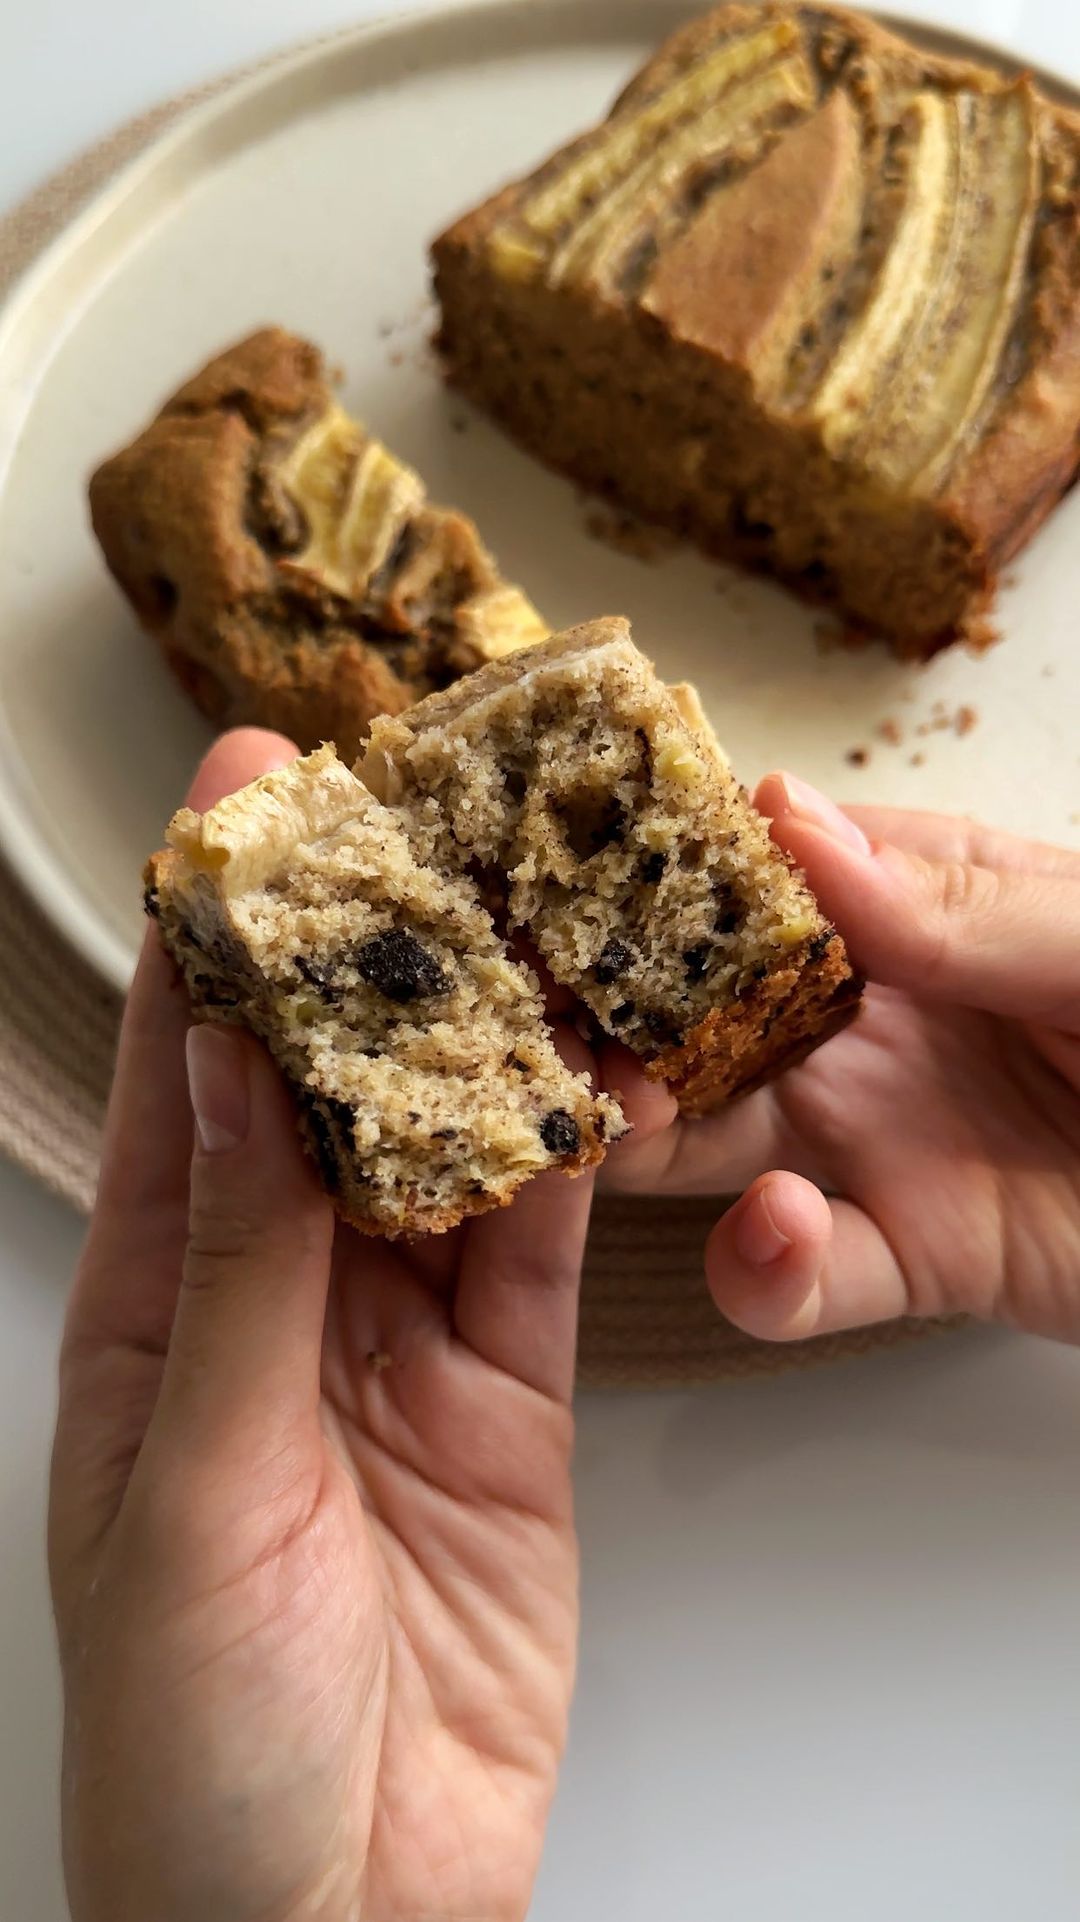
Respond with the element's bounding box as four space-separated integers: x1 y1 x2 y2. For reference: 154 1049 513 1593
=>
362 618 861 1110
433 3 1080 658
147 746 616 1236
91 328 547 758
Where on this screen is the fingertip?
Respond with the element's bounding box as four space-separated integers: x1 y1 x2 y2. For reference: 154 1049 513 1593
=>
596 1041 679 1145
186 728 298 811
705 1172 831 1342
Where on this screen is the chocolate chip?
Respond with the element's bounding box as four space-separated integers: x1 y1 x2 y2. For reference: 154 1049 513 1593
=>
507 1054 531 1073
683 945 709 983
644 1009 683 1048
295 954 341 1002
142 881 161 920
431 1127 458 1140
594 936 633 985
304 1106 340 1193
639 850 667 885
540 1109 580 1156
295 1091 355 1196
609 1001 635 1026
806 928 833 963
354 929 450 1003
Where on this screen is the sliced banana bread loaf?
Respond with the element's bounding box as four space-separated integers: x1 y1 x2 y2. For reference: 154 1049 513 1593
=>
433 3 1080 658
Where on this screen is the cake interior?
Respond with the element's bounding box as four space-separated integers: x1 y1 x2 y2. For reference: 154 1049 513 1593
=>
155 751 612 1233
364 624 826 1061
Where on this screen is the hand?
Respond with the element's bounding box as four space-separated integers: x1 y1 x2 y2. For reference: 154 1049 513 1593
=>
604 774 1080 1348
49 729 670 1922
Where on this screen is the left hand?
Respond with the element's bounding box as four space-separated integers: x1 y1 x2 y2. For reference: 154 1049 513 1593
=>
49 728 671 1922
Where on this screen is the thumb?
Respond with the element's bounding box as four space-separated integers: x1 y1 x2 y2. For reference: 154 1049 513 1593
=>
759 773 1080 1027
153 1024 334 1457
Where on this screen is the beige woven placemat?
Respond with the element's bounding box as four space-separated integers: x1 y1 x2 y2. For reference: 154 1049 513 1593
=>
0 41 946 1386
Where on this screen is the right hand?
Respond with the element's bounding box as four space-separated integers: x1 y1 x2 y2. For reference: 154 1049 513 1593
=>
602 774 1080 1349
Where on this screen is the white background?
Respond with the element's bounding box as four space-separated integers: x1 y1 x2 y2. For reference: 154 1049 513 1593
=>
2 3 1080 1918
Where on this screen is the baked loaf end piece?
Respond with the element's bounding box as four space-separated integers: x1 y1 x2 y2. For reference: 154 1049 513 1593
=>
363 618 861 1111
433 3 1080 658
147 746 616 1236
91 328 547 758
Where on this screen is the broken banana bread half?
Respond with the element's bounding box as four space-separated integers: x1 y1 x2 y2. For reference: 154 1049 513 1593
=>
148 746 616 1236
363 618 861 1111
433 2 1080 658
91 328 547 759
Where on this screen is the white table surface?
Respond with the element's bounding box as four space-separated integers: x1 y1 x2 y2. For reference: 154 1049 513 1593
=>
2 4 1080 1918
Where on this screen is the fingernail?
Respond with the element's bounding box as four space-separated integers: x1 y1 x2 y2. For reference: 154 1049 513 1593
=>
776 773 871 856
186 1025 250 1154
734 1184 793 1268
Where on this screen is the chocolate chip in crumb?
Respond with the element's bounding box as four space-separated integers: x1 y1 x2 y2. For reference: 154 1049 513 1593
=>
304 1108 341 1193
142 881 161 920
644 1009 683 1048
507 1054 531 1073
594 936 634 985
683 945 710 983
540 1109 580 1156
609 1001 635 1026
431 1127 458 1140
295 954 341 1002
354 929 450 1003
806 928 833 963
639 849 667 885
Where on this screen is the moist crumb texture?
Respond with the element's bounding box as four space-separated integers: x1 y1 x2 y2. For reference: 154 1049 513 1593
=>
91 328 548 758
432 2 1080 659
148 622 859 1225
363 617 861 1110
148 746 614 1236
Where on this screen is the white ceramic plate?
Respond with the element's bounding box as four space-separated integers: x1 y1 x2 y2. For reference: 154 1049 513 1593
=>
1 0 1077 992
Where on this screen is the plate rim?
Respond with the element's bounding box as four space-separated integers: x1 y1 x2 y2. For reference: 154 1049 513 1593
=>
0 0 1076 993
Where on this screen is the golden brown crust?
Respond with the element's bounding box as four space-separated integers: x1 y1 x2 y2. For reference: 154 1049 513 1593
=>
91 328 546 759
656 932 862 1112
433 2 1080 658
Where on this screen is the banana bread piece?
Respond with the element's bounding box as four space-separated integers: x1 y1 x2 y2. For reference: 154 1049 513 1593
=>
362 618 861 1110
92 329 547 758
147 746 616 1236
433 3 1080 658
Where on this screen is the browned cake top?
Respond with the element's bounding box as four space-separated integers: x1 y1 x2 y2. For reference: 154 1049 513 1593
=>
90 327 547 696
473 2 1080 503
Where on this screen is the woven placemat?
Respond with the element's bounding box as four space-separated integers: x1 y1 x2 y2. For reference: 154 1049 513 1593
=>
0 36 945 1387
